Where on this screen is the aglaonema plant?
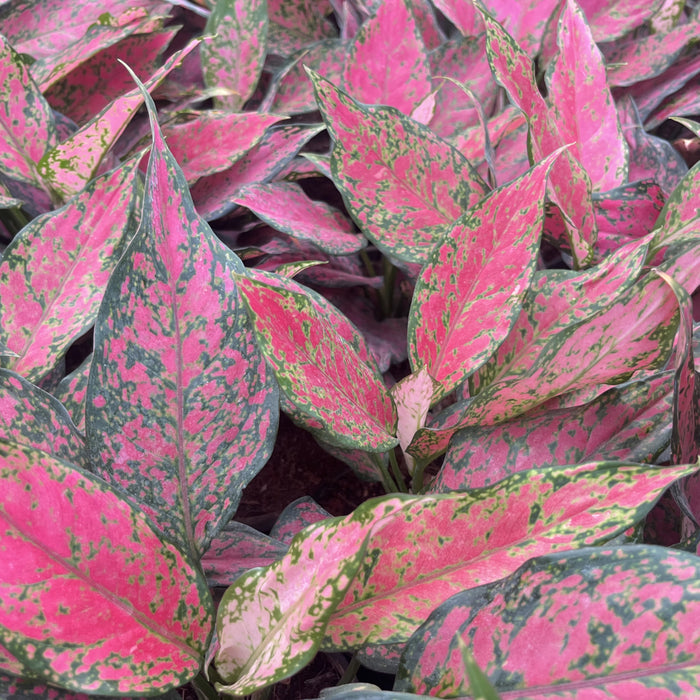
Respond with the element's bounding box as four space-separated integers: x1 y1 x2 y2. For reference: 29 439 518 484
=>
1 0 700 698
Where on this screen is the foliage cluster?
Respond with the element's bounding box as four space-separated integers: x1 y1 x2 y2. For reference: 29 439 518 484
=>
1 0 700 698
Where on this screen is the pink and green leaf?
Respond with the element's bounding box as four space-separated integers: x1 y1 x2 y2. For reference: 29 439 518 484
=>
267 0 336 55
201 0 267 112
409 152 558 401
0 441 213 695
323 461 698 648
85 74 278 561
396 545 700 697
342 0 431 114
54 355 91 433
483 0 560 56
270 496 332 545
232 181 365 255
0 159 141 384
579 0 664 42
235 273 397 452
309 70 488 264
215 496 409 695
546 0 628 191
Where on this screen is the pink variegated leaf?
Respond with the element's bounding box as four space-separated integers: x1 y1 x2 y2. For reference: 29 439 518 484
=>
267 0 336 55
201 522 287 587
54 354 91 433
604 18 700 88
0 442 213 695
38 43 198 199
44 29 177 125
309 70 488 264
410 272 679 462
579 0 664 41
191 123 324 220
86 73 278 561
343 0 431 114
617 95 686 198
0 35 57 190
233 181 364 255
162 110 283 183
390 367 439 475
431 0 482 36
547 0 628 191
201 0 267 112
0 369 89 469
473 201 650 394
266 39 347 115
0 160 141 384
397 545 700 697
215 496 409 695
313 434 390 483
428 36 497 140
0 0 171 58
235 273 397 452
435 372 673 491
323 461 697 648
482 0 560 56
480 9 596 267
30 10 165 90
651 0 685 32
409 152 559 402
646 75 700 131
270 496 332 544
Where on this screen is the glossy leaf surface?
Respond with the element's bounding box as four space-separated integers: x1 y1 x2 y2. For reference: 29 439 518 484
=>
310 70 487 263
201 0 267 112
409 153 557 401
397 545 700 697
0 442 212 695
323 462 697 648
86 78 278 561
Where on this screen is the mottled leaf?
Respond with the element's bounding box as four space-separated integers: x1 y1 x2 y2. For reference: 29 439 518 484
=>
579 0 664 41
86 73 278 561
233 181 365 254
409 152 559 402
0 34 56 189
201 521 287 587
215 496 409 695
162 110 282 183
483 0 560 56
431 0 482 36
0 441 213 695
0 369 89 469
434 372 673 491
547 0 628 191
38 43 198 199
53 354 90 433
397 545 700 697
270 496 332 544
235 273 397 452
191 123 323 220
0 159 141 384
267 0 336 55
343 0 431 114
323 462 697 648
310 70 488 263
201 0 267 111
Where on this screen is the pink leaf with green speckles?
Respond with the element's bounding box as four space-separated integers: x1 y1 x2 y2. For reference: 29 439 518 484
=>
201 0 267 112
579 0 664 42
162 110 283 184
343 0 431 114
54 355 91 433
85 74 278 562
0 34 57 189
409 272 680 463
267 0 336 55
270 496 332 545
0 369 89 469
434 372 674 491
0 159 141 384
309 69 487 264
201 522 287 587
235 273 397 452
483 0 559 56
409 152 559 403
396 545 700 697
37 43 197 199
323 461 697 648
233 181 365 255
0 441 213 695
481 9 596 267
431 0 481 36
191 123 324 220
547 0 628 192
215 495 409 695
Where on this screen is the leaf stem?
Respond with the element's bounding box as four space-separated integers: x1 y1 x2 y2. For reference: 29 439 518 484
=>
191 672 219 700
411 459 428 493
380 256 396 319
359 248 376 277
337 653 362 685
376 452 399 493
389 448 408 493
